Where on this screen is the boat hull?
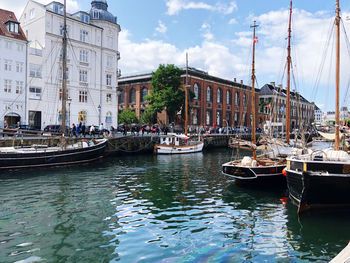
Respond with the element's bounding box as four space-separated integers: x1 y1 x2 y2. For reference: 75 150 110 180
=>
286 158 350 213
222 162 286 186
0 140 107 170
154 141 204 154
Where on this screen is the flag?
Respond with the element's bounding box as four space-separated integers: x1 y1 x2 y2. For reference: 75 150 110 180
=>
267 103 271 109
254 36 258 43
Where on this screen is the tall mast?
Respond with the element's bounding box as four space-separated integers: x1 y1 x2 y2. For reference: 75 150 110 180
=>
61 0 68 134
251 21 258 160
185 53 189 136
335 0 340 150
286 0 292 144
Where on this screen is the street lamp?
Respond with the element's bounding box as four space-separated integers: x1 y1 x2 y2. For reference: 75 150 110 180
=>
116 89 121 128
98 104 101 125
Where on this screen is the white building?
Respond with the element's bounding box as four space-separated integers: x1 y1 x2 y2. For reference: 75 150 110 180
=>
314 104 322 124
0 9 28 127
19 0 121 129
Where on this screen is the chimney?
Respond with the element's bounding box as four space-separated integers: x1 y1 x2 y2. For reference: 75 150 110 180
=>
240 80 243 84
234 78 236 82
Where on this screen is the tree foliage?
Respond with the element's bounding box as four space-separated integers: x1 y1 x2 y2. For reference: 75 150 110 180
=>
118 109 138 124
147 64 185 123
140 108 156 124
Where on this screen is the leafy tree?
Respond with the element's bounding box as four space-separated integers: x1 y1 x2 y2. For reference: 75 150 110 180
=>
118 109 138 124
140 108 156 124
147 64 185 123
259 98 272 113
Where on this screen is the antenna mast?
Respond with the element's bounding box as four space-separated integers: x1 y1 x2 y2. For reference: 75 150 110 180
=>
286 0 292 144
335 0 340 150
251 21 258 160
61 0 68 134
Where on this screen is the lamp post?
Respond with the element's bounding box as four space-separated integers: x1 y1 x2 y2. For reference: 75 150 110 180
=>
116 90 121 128
98 104 101 125
67 97 72 128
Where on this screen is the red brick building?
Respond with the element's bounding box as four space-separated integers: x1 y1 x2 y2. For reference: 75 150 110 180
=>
118 67 259 129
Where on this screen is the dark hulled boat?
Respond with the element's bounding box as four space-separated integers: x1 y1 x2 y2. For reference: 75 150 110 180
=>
0 139 107 170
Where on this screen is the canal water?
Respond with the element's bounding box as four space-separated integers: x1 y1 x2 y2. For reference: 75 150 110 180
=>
1 147 350 262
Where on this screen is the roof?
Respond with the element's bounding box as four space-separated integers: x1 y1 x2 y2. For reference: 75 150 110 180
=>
0 9 27 41
259 83 312 104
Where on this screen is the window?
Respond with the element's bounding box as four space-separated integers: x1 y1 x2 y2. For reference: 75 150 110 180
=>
59 88 68 101
93 10 100 19
206 110 211 125
30 47 42 56
5 41 11 49
81 14 89 24
192 110 199 125
193 83 200 100
129 88 136 104
226 112 231 126
53 3 63 15
243 94 247 106
107 56 113 67
207 86 212 102
119 91 124 104
226 91 231 105
17 44 24 52
141 87 148 103
78 111 87 122
30 64 42 78
106 74 112 86
79 90 88 103
4 80 12 93
80 29 89 42
107 36 113 48
106 111 112 123
4 60 12 71
79 70 88 82
216 111 221 126
79 50 89 63
106 93 112 104
59 66 69 80
59 24 70 36
29 87 41 99
217 88 222 104
235 92 240 106
6 22 19 34
16 81 23 94
29 9 35 19
234 112 239 126
16 62 23 73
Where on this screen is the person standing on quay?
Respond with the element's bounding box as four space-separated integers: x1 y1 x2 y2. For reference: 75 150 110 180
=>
72 124 76 137
82 123 86 137
90 125 95 137
99 123 104 137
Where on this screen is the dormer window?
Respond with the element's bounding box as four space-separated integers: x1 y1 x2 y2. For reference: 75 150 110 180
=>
93 10 100 19
53 3 63 15
81 14 89 24
6 21 19 34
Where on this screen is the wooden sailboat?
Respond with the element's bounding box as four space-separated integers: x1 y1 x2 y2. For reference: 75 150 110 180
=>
286 0 350 214
0 0 107 170
222 21 286 185
153 53 204 154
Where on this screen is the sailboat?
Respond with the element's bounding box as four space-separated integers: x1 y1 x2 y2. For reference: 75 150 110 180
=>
222 21 286 185
285 0 350 214
153 54 204 154
0 0 107 170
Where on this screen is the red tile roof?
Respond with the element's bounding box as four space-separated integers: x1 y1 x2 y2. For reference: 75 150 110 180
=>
0 9 27 41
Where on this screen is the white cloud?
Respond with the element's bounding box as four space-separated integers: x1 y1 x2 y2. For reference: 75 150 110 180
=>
228 18 237 25
155 20 168 34
166 0 237 15
0 0 80 18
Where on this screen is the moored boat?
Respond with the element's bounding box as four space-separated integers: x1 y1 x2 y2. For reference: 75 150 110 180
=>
154 134 204 154
0 139 107 170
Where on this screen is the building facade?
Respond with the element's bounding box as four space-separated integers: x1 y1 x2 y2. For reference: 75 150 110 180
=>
0 9 28 127
118 68 260 130
259 82 315 131
314 105 322 124
19 0 120 129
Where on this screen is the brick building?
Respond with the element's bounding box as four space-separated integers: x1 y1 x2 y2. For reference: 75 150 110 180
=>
118 67 259 130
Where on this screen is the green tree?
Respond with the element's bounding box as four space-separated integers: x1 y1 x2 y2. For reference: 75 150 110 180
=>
147 64 185 123
118 109 138 124
140 108 156 124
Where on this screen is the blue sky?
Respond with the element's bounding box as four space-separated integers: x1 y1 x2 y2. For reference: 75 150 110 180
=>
2 0 350 112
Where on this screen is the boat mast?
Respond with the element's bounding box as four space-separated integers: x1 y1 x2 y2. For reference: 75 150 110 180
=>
185 53 189 136
61 0 68 134
286 0 292 144
251 21 258 160
335 0 340 150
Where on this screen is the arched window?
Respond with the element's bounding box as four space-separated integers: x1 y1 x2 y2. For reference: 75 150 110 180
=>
118 90 124 104
217 88 222 104
226 90 231 105
216 111 221 126
105 111 112 123
140 87 148 103
129 88 136 104
226 112 231 125
235 92 240 106
207 86 212 102
243 94 247 106
194 83 200 100
78 110 87 122
206 110 211 125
